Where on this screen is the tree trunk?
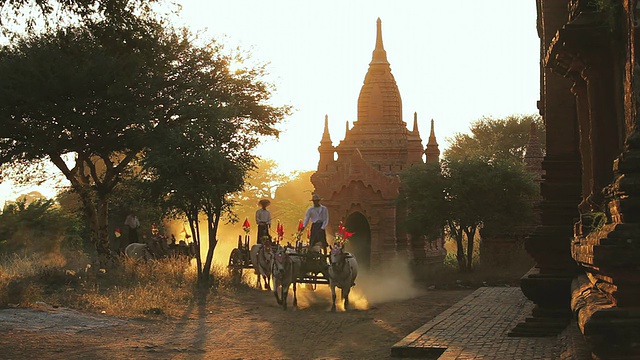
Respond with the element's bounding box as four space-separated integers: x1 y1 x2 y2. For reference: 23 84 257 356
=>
187 211 203 279
202 209 220 283
94 195 113 265
49 154 116 264
77 187 115 266
463 225 477 272
449 223 467 272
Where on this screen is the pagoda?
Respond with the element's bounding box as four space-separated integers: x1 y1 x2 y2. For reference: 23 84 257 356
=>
311 18 442 267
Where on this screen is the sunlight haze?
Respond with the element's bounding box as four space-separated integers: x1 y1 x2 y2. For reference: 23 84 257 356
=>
173 0 540 174
0 0 539 203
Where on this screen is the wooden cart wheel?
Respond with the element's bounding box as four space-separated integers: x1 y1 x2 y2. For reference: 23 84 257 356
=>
228 248 243 284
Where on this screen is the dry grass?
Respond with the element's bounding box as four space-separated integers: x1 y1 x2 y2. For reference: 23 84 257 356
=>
0 252 244 319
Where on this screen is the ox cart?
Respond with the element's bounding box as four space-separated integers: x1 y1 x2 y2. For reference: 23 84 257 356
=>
227 235 330 286
272 241 358 311
227 234 256 283
227 234 357 311
286 244 330 287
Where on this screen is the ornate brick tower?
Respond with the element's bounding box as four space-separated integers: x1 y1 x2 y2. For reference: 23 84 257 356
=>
311 18 442 268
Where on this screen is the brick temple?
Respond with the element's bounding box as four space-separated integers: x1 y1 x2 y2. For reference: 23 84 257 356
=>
520 1 640 358
310 19 444 268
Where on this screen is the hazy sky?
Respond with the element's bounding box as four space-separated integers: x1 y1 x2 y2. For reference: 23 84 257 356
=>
173 0 541 174
0 0 540 204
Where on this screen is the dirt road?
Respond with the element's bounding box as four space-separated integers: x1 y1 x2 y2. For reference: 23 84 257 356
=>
0 284 472 360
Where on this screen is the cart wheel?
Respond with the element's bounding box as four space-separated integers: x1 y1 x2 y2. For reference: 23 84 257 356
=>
228 248 243 284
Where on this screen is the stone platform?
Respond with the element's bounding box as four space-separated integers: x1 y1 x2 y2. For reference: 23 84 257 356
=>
391 287 592 359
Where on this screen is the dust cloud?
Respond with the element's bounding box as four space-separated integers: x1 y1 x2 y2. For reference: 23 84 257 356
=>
350 255 426 307
164 222 426 312
269 255 425 312
164 219 247 267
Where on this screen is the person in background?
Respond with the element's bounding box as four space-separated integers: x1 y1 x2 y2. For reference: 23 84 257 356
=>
124 211 140 246
302 193 329 254
255 199 272 244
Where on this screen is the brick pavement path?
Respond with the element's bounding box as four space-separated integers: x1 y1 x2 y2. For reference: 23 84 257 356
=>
391 287 590 360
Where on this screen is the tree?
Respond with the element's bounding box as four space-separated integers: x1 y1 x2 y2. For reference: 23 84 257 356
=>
0 21 289 263
0 0 162 35
143 133 246 284
0 195 81 254
272 170 315 235
400 159 536 272
229 158 292 226
446 114 545 164
398 162 448 244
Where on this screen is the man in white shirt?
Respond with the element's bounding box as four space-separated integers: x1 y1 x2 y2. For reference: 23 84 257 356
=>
303 193 329 254
255 199 272 244
124 212 140 247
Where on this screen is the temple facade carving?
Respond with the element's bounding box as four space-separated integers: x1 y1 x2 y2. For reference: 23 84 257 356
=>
524 1 640 357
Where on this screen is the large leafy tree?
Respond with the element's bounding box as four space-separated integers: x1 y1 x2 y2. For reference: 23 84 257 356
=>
0 20 288 263
446 114 545 163
138 33 289 283
0 0 161 33
143 132 246 283
0 194 82 254
400 159 536 272
398 162 448 244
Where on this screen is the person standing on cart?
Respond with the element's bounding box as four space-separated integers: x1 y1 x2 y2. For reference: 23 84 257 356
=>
302 193 329 254
255 199 272 244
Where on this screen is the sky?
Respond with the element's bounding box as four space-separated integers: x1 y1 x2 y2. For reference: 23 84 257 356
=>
173 0 541 174
0 0 540 204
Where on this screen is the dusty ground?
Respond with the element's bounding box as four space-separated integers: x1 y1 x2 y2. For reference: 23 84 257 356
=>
0 284 472 360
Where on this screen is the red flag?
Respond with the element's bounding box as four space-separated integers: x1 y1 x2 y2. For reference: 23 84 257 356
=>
242 218 251 233
297 219 304 232
337 221 345 235
277 222 284 237
343 231 355 239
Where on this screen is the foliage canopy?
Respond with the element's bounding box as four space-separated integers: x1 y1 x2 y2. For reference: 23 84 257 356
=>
0 18 290 262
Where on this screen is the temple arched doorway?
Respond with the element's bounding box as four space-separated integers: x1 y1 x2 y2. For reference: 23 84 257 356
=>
344 211 371 270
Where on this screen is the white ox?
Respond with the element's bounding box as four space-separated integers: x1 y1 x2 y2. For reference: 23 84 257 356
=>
328 245 358 312
272 246 301 310
249 243 273 290
124 243 153 260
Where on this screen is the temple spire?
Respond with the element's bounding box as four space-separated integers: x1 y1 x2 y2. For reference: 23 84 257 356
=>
321 114 332 143
345 120 350 134
428 119 437 143
425 119 440 163
371 18 389 65
412 112 419 133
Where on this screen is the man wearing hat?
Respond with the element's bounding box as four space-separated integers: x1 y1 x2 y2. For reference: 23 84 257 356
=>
302 193 329 253
255 199 272 244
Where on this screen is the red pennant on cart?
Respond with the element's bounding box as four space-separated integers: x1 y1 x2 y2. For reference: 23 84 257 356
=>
277 221 284 238
242 218 251 234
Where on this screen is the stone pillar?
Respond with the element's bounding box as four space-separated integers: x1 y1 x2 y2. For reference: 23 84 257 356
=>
520 0 582 328
569 3 640 357
571 75 595 214
581 56 621 208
